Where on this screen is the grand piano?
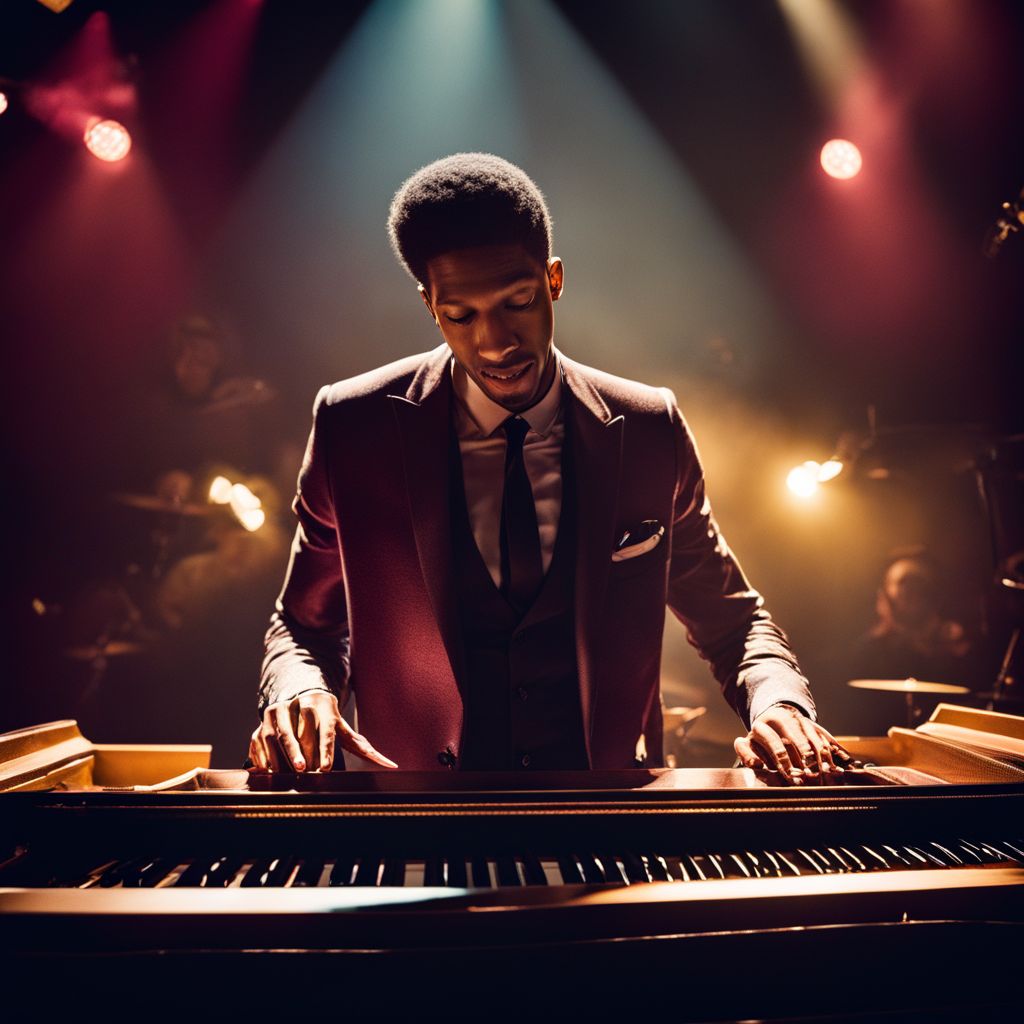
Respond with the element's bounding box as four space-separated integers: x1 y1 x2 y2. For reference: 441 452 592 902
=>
2 703 1023 1020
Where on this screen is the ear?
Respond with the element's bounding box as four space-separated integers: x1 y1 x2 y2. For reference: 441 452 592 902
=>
546 257 564 302
418 284 440 327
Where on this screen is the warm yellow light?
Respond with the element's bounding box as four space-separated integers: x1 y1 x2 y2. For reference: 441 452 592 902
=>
818 458 844 481
229 482 264 532
0 93 8 117
235 507 266 532
820 138 862 179
208 476 233 504
787 461 821 499
83 118 131 162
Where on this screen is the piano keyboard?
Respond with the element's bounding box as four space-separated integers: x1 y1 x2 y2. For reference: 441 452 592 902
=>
60 837 1024 889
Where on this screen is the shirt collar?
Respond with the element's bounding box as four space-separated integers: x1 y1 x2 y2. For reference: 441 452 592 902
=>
452 353 563 438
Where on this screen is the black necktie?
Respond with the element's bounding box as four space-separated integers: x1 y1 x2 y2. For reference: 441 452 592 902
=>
500 416 544 613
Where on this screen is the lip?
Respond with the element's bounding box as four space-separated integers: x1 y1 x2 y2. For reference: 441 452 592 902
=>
479 360 533 384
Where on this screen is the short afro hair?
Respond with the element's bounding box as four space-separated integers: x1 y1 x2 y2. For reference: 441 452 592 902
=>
387 153 552 285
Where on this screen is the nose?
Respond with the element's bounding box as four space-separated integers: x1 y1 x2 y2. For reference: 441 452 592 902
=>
475 309 518 361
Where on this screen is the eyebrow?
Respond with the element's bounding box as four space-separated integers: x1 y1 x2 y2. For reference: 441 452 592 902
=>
434 275 537 306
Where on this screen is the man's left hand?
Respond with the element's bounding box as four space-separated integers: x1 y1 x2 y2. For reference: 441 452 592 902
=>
734 704 852 784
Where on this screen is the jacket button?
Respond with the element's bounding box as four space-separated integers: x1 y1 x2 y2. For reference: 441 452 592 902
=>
437 747 457 769
520 753 531 768
517 686 529 702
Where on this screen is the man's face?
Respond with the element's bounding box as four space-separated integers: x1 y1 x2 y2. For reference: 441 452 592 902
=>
421 243 563 413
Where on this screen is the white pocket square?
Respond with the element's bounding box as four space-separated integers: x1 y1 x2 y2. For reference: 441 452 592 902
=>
611 527 664 562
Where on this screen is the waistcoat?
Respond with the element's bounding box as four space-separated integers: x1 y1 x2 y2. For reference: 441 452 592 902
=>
449 409 588 771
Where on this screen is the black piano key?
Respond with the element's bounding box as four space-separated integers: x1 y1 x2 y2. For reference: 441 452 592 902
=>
353 857 383 886
379 859 405 887
975 841 1010 863
953 839 986 863
760 849 784 877
292 858 325 887
795 849 825 875
859 845 892 869
808 848 837 873
601 856 630 885
328 856 356 886
202 856 242 887
742 851 765 878
646 854 670 882
882 844 912 867
825 847 852 872
1000 840 1024 862
574 853 605 884
424 857 445 886
176 858 217 887
838 847 866 872
520 853 547 886
727 853 752 879
929 842 962 866
701 853 724 880
664 855 688 882
444 856 467 888
557 855 585 884
620 852 651 883
904 845 944 868
241 859 269 887
265 855 298 886
470 856 492 887
773 851 803 876
98 858 143 888
135 858 175 888
495 856 523 886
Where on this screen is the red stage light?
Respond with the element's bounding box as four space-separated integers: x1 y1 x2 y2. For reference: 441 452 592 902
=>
0 92 8 116
83 117 131 162
820 138 862 179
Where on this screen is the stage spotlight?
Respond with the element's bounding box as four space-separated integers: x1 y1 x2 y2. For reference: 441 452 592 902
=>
208 476 233 504
820 138 861 179
787 461 821 499
229 482 265 532
0 93 8 116
818 458 844 481
83 117 131 162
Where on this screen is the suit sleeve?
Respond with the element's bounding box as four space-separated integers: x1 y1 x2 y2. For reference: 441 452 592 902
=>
662 389 816 729
258 386 351 716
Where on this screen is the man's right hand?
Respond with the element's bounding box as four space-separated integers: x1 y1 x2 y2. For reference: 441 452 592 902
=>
248 690 398 772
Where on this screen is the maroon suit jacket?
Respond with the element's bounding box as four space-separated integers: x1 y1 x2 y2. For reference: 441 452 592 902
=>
260 345 814 770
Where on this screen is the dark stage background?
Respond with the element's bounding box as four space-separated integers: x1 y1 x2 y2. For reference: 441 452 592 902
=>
2 0 1022 766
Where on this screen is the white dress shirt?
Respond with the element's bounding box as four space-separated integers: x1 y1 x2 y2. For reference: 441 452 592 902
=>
452 356 565 589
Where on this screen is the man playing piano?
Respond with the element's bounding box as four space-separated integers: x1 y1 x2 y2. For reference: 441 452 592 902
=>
250 153 847 784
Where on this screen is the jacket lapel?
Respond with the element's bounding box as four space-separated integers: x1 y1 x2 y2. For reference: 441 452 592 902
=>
561 355 624 766
388 346 466 699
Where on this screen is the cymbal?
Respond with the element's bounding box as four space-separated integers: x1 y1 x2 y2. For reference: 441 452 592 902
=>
111 493 210 516
66 640 146 660
848 677 969 695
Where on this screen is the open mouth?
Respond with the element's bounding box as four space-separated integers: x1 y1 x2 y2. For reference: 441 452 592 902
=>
481 362 531 383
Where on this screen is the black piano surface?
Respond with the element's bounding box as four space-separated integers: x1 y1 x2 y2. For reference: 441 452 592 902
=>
2 708 1024 1021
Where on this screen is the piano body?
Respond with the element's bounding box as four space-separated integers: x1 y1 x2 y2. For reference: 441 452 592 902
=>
2 703 1023 1020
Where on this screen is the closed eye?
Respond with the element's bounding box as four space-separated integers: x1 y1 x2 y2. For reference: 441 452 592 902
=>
444 311 473 325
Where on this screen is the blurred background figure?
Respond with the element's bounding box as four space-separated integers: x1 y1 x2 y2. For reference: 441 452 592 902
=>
852 548 977 687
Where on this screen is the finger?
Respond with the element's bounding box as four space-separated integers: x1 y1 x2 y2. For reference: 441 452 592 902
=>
263 730 283 773
791 717 827 776
296 704 319 769
751 721 800 781
337 723 397 769
268 706 306 772
319 716 336 772
248 731 268 772
733 735 765 770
